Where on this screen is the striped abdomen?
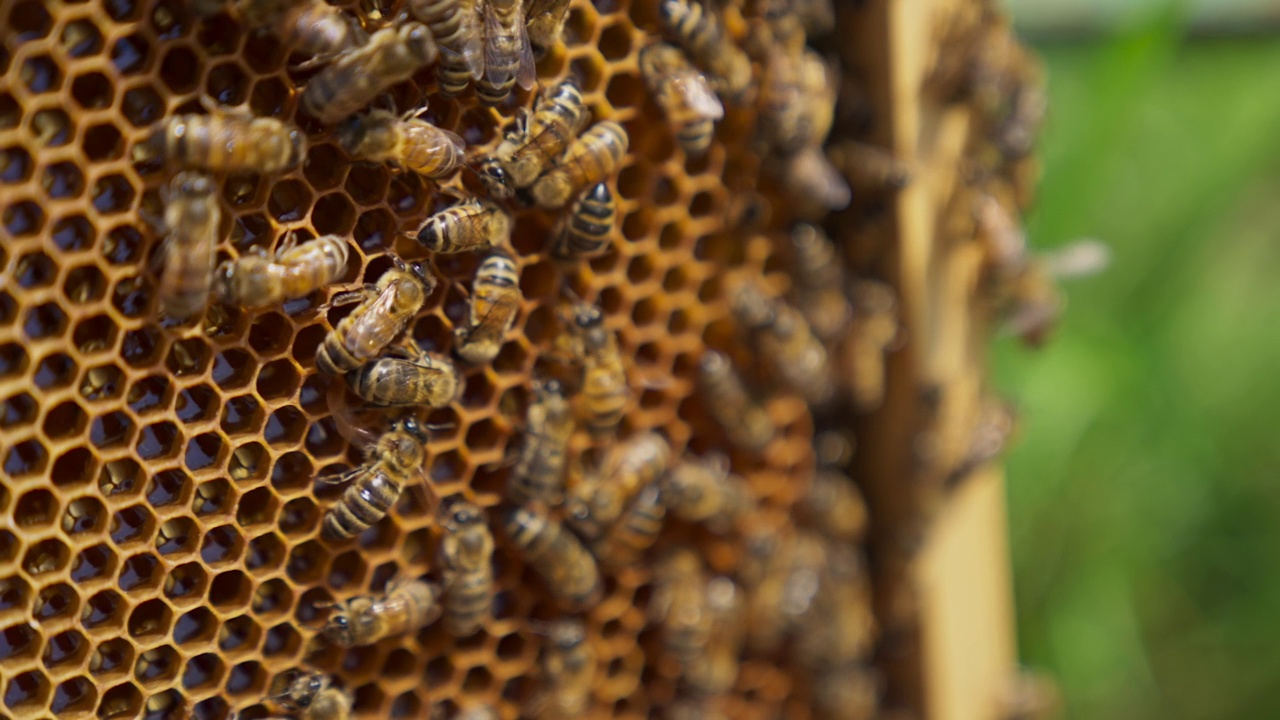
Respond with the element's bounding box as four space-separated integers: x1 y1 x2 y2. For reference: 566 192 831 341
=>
443 563 493 636
506 80 588 187
660 0 717 59
416 202 499 254
380 579 444 638
279 0 362 56
531 121 628 209
400 122 466 177
581 354 627 438
410 0 478 96
554 182 614 258
503 506 602 609
596 483 667 567
160 175 220 321
151 114 305 173
323 469 403 540
278 234 348 298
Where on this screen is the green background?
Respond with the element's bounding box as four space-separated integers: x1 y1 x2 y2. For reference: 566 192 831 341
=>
1000 5 1280 718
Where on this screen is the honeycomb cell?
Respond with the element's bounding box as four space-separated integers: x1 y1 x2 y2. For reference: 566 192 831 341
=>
136 421 181 461
64 263 107 303
26 303 70 340
278 497 317 537
164 563 209 603
110 505 156 547
53 214 96 252
4 198 44 236
212 348 255 390
135 645 182 686
166 337 211 377
127 598 172 639
34 583 79 622
14 488 59 527
186 432 225 471
6 439 49 478
217 615 260 655
175 383 218 424
9 0 53 41
173 606 217 645
62 18 104 56
51 446 99 488
82 589 127 631
71 71 115 109
262 622 300 658
70 543 118 585
91 410 136 449
0 622 41 663
91 173 137 215
208 570 251 610
50 675 97 714
200 525 245 567
111 34 152 75
1 145 33 183
21 55 62 94
0 576 32 621
146 467 191 508
42 628 90 670
98 681 144 719
121 84 164 127
4 669 50 713
119 553 163 592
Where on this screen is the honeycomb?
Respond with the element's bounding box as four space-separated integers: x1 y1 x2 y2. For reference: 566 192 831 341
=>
0 0 1044 717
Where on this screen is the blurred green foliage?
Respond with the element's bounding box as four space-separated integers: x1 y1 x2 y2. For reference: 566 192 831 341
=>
998 11 1280 720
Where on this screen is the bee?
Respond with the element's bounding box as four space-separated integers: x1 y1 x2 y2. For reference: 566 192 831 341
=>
320 578 443 647
345 348 461 408
477 78 590 198
476 0 536 105
336 109 466 179
946 397 1018 488
686 576 745 697
662 453 751 533
508 379 574 505
551 182 615 259
812 665 881 720
796 544 875 670
415 195 512 254
437 500 495 637
316 258 437 376
454 249 521 364
301 23 439 125
139 106 307 174
789 223 853 341
534 619 596 718
650 549 711 666
562 301 628 439
531 121 629 209
525 0 571 58
595 482 667 567
209 0 364 58
760 44 836 153
732 283 833 405
158 171 221 322
563 433 669 541
262 671 352 720
408 0 484 96
659 0 753 102
1001 239 1110 348
503 503 602 610
797 433 868 542
1000 670 1063 720
639 42 725 156
845 280 900 412
321 416 428 540
826 139 913 190
455 706 500 720
697 350 774 451
214 233 349 310
744 531 826 655
781 145 851 220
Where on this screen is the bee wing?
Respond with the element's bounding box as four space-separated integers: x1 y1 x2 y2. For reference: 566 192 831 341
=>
482 1 537 90
460 0 486 79
672 67 725 120
350 283 405 355
440 127 467 152
514 17 538 91
463 290 521 346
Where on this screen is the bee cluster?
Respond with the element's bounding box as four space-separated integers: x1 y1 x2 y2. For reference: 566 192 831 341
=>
0 0 1060 717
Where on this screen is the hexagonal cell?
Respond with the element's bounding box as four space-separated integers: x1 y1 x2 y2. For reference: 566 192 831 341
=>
0 622 41 663
50 675 97 714
230 441 269 482
145 467 191 508
267 179 313 223
75 314 121 355
98 682 144 719
127 598 172 640
79 362 126 401
118 553 163 593
25 303 69 340
51 446 98 488
200 525 246 567
21 55 62 94
193 478 235 517
91 173 137 215
269 451 313 492
122 83 164 127
63 494 108 535
21 537 69 576
81 589 127 631
158 45 202 93
14 488 58 527
0 146 32 184
3 669 50 713
64 263 107 302
42 628 90 669
53 214 96 252
136 421 181 461
121 326 163 367
166 337 211 377
9 0 52 41
213 348 255 390
155 517 198 556
163 562 209 603
89 637 134 679
3 198 44 236
220 394 263 435
186 432 225 472
134 645 181 686
206 60 249 104
181 653 226 693
173 606 218 646
110 505 156 547
262 622 301 658
0 576 33 620
70 543 118 585
278 497 318 537
175 383 217 424
71 71 115 109
208 570 252 610
263 406 307 446
33 582 78 622
91 410 136 449
225 660 267 696
3 439 47 478
42 399 89 441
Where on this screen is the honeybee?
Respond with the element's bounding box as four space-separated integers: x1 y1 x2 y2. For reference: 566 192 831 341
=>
639 42 725 157
650 549 711 666
454 249 521 364
346 348 461 408
437 500 495 637
531 121 629 209
214 233 349 309
477 78 590 198
525 0 571 58
1001 239 1110 348
563 433 669 541
845 279 900 412
744 531 826 655
732 283 832 405
797 434 868 543
408 0 484 96
455 706 500 720
301 23 439 125
140 107 306 173
320 578 443 647
662 453 751 533
812 664 881 720
946 397 1017 487
781 145 851 220
503 504 603 610
826 140 913 190
697 350 774 451
263 671 352 720
415 195 512 253
476 0 536 105
552 182 615 259
534 619 596 718
686 576 745 698
209 0 364 57
760 44 836 153
316 258 437 376
790 223 852 341
336 109 466 179
158 171 221 322
321 416 428 540
508 379 574 505
595 482 667 567
1000 669 1063 720
659 0 753 102
796 543 875 668
562 301 627 440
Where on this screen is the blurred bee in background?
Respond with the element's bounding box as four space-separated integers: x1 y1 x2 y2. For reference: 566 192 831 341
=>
260 671 353 720
845 279 900 412
561 300 628 441
1000 239 1110 348
301 23 439 125
138 104 307 174
415 195 512 253
639 42 725 157
659 0 753 102
503 504 603 610
945 396 1018 488
781 145 851 220
201 0 365 57
477 78 590 198
319 578 443 647
732 282 832 405
533 619 596 718
531 121 629 209
346 347 460 408
795 543 876 669
508 379 574 505
999 669 1064 720
408 0 484 97
476 0 537 105
552 182 615 259
214 233 349 309
454 705 500 720
565 433 671 540
797 431 868 543
662 453 751 533
437 501 495 637
826 139 913 191
158 171 221 322
743 531 826 655
759 41 837 153
686 576 746 698
454 249 521 364
336 109 466 179
789 223 853 342
321 416 429 540
595 481 667 567
812 665 882 720
316 258 437 376
525 0 571 58
698 350 775 451
650 549 711 667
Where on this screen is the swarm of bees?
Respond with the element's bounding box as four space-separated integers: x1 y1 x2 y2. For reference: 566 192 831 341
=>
93 0 1059 716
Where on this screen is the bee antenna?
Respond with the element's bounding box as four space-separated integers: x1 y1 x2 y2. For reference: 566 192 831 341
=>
558 284 586 305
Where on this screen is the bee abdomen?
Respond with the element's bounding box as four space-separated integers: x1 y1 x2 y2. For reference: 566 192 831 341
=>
317 332 361 375
444 570 493 636
598 484 667 566
555 182 615 258
677 119 715 155
323 473 402 540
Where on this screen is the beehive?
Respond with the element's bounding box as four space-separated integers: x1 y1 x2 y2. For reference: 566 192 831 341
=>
0 0 1042 717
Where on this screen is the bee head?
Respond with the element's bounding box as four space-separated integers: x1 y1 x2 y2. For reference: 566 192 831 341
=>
172 171 215 199
287 129 307 169
334 115 366 154
476 159 514 200
405 261 437 294
323 614 352 645
396 415 428 442
548 619 585 649
572 305 602 331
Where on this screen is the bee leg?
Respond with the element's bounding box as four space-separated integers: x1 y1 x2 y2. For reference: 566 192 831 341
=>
319 285 378 311
290 50 343 72
275 230 299 256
